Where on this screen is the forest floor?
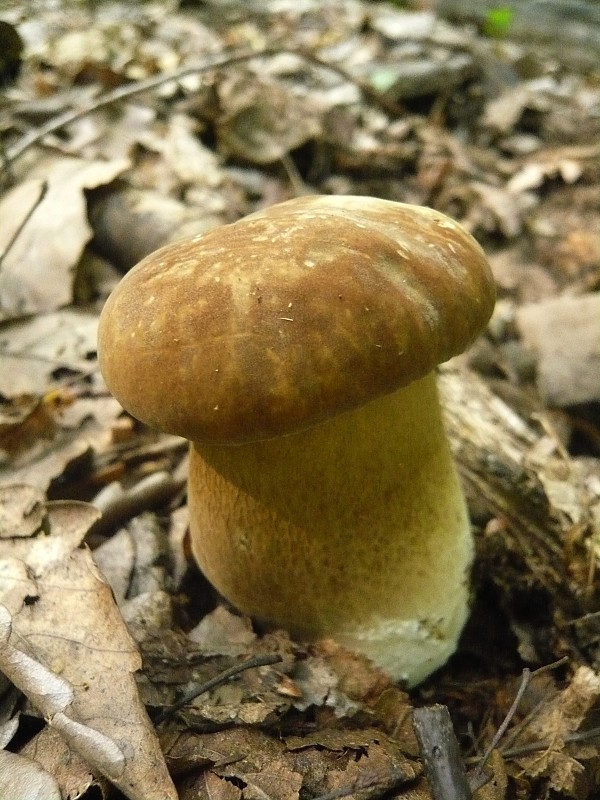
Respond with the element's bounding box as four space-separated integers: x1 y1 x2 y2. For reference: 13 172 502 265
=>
0 2 599 799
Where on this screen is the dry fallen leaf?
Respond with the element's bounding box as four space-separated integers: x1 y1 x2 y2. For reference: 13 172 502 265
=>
0 312 122 493
196 771 243 800
172 725 423 800
0 432 93 494
517 293 600 407
217 72 322 164
19 725 106 800
228 756 303 800
0 156 129 322
0 487 177 800
0 308 99 397
323 738 417 800
0 749 61 800
189 604 257 658
140 113 224 189
514 667 600 796
0 484 45 539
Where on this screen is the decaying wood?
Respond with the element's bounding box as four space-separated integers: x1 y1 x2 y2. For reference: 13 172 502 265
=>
439 362 599 652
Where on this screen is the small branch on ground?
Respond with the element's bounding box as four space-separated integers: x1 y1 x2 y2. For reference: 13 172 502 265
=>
2 47 402 178
413 704 473 800
154 653 283 725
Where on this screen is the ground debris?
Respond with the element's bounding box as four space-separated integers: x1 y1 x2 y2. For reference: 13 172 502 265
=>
0 0 598 798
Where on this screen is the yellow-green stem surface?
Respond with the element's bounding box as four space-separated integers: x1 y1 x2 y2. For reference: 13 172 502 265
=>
189 372 471 685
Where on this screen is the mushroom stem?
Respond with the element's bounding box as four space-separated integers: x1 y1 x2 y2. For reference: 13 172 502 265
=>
188 372 472 686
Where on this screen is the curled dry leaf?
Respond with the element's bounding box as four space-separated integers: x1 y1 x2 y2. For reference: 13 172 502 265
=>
0 433 93 494
0 749 61 800
0 156 129 322
0 604 74 716
0 488 177 800
0 702 20 749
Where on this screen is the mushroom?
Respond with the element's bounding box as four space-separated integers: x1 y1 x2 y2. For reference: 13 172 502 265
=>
98 195 495 686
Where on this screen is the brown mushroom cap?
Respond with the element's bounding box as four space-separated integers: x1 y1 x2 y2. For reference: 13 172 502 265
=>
98 195 495 443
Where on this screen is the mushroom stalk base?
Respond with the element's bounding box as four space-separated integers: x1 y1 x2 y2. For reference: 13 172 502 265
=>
188 372 472 686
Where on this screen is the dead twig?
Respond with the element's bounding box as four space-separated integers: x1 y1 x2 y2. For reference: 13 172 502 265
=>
89 470 185 538
0 180 47 266
500 725 600 760
2 47 401 177
468 668 532 789
414 658 571 798
466 657 570 783
154 653 283 725
413 704 472 800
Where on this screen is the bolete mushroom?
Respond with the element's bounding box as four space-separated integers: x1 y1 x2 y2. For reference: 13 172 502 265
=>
98 195 495 685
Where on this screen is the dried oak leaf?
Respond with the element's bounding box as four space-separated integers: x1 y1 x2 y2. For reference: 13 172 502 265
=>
514 666 600 797
195 771 242 800
285 727 422 800
232 757 303 800
171 727 287 799
323 738 419 800
19 725 108 800
0 488 176 800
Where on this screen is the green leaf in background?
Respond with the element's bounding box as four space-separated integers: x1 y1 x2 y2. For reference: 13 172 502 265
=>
483 5 515 38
